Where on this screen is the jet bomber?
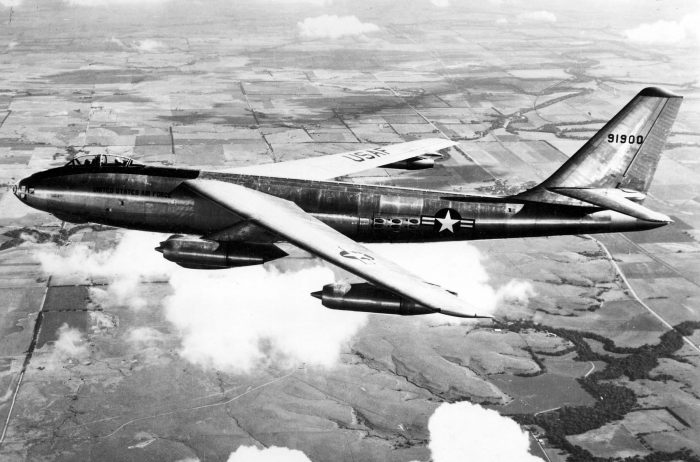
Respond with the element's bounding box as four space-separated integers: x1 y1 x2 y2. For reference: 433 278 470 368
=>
14 88 682 318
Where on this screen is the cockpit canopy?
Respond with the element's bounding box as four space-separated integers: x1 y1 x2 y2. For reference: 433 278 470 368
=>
65 154 142 168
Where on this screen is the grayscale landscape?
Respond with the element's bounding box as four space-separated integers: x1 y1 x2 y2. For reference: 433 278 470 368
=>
0 1 699 461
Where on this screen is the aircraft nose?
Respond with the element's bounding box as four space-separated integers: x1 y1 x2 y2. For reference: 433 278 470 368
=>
13 177 31 201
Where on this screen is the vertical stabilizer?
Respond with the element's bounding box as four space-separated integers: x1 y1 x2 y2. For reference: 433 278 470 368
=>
539 87 682 194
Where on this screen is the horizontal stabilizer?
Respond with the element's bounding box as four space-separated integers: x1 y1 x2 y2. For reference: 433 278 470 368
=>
549 188 672 223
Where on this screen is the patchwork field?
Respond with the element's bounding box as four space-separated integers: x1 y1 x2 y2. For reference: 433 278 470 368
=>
0 1 699 461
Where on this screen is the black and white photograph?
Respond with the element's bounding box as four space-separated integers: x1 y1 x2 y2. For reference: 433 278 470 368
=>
0 0 699 460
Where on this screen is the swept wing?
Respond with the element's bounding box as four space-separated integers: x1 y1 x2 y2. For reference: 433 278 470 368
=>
184 179 489 318
218 138 456 180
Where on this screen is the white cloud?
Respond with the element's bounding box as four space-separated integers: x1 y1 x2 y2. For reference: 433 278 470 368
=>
36 232 368 374
430 0 449 7
107 37 126 47
90 275 148 310
164 263 368 373
127 326 166 346
495 17 508 25
36 231 171 281
52 323 89 361
427 402 543 462
624 13 700 44
227 445 312 462
497 279 535 305
105 37 165 53
36 231 171 311
0 0 22 7
35 233 533 373
368 242 534 318
517 11 556 23
298 14 379 39
134 39 165 52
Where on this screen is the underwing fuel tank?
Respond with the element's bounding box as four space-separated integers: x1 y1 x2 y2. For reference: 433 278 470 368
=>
311 282 436 316
155 235 286 269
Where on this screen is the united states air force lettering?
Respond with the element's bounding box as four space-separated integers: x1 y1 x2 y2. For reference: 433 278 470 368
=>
92 186 171 198
343 148 390 162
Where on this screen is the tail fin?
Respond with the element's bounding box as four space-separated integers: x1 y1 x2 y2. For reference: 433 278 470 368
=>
540 87 682 193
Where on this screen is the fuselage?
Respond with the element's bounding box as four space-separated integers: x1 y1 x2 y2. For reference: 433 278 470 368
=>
14 162 665 242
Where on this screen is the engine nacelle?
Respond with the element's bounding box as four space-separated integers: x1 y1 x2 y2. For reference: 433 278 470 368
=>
155 235 286 269
383 156 435 170
311 282 436 316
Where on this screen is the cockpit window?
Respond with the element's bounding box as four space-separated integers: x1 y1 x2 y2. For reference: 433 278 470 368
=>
65 154 142 168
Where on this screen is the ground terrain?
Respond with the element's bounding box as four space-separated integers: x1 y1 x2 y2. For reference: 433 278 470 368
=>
0 1 699 461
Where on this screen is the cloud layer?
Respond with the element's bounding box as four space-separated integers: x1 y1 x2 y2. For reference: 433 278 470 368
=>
164 263 368 373
227 445 312 462
428 402 543 462
624 13 700 44
37 231 171 311
35 232 533 373
298 15 379 39
36 232 368 373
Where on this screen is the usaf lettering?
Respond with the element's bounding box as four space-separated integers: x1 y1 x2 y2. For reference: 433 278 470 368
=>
342 148 390 162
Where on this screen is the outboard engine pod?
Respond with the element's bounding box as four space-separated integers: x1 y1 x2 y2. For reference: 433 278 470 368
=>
311 282 436 316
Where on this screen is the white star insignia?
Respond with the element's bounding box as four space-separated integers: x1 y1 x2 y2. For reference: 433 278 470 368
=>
436 210 459 233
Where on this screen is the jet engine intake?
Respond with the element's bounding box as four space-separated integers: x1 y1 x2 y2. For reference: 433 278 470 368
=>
155 235 286 269
311 282 436 316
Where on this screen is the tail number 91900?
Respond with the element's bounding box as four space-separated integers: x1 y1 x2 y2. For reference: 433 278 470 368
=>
608 134 644 144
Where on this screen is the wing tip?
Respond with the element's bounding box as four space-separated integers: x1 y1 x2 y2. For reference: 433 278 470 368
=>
639 86 683 98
